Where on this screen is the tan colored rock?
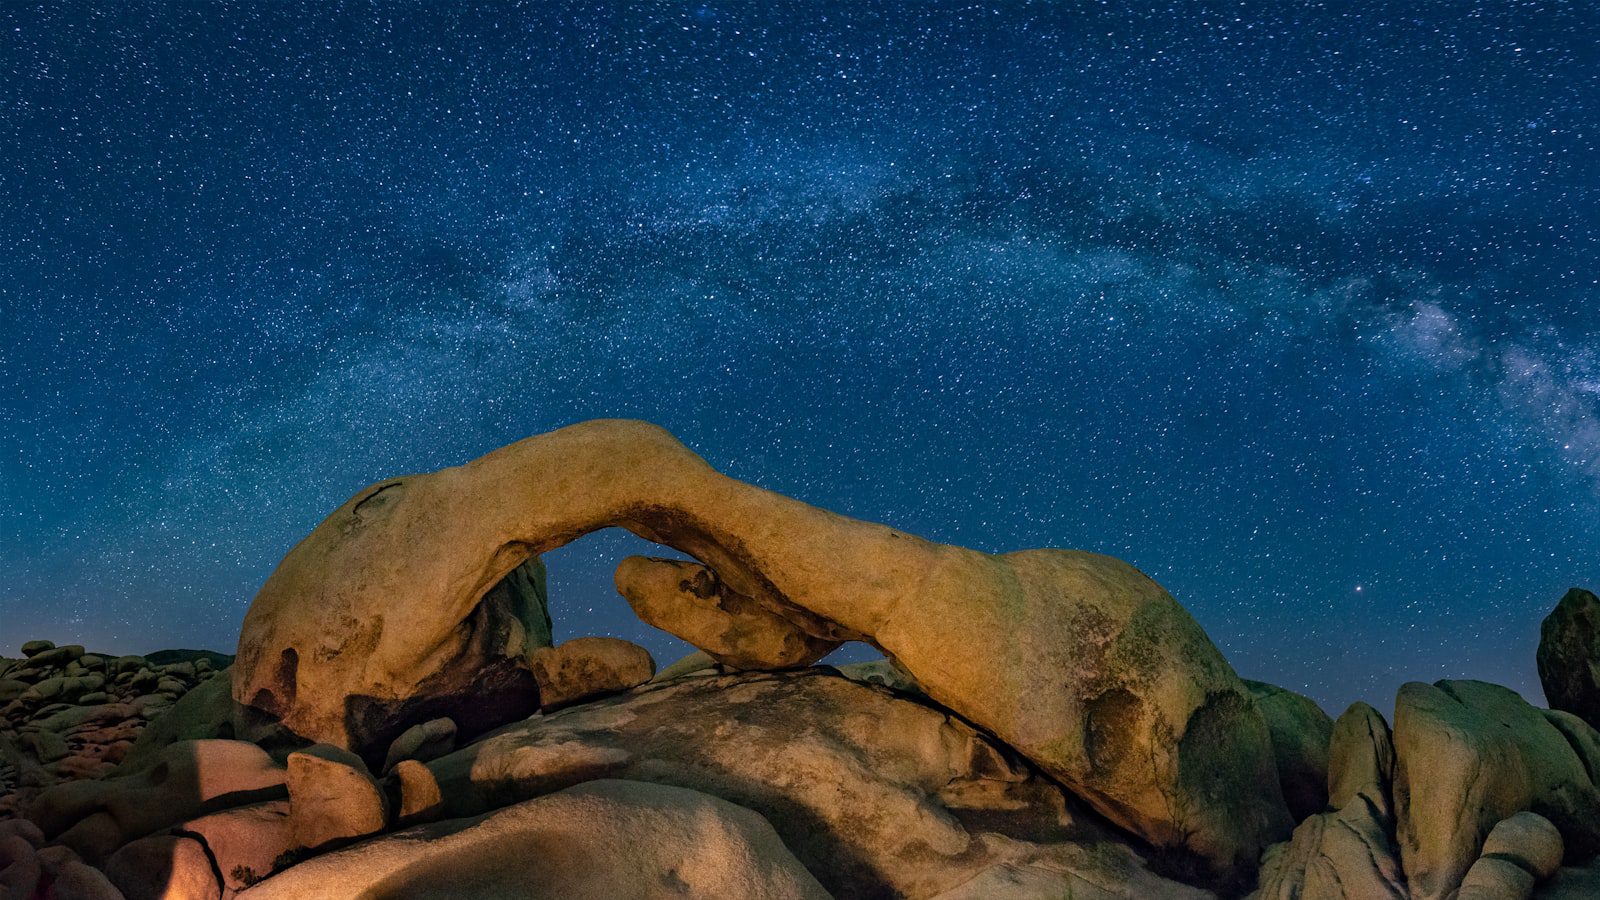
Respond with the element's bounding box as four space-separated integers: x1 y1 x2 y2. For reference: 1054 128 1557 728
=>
1327 701 1397 812
286 744 387 852
422 669 1203 899
1393 680 1600 900
1253 702 1406 900
179 800 294 893
616 556 838 668
381 717 456 773
1483 811 1563 882
237 780 830 900
104 833 221 900
528 637 655 711
1457 855 1535 900
27 739 286 864
651 649 720 682
233 419 1290 884
1537 587 1600 727
392 759 443 826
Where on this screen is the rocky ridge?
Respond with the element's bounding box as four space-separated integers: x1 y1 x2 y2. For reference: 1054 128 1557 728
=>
0 419 1597 899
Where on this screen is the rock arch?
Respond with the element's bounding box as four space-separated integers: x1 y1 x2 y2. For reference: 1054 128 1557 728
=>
233 418 1289 883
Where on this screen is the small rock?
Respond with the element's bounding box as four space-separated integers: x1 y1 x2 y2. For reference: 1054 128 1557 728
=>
381 717 456 772
652 649 721 682
529 636 656 711
77 691 112 705
31 645 85 668
20 640 55 658
1456 855 1535 900
286 744 388 851
1481 811 1563 881
392 758 443 825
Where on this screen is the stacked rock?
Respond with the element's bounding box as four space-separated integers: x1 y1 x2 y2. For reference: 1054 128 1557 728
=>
0 642 227 817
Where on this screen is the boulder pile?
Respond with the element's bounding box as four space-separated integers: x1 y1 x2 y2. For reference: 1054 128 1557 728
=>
0 643 227 819
0 419 1597 899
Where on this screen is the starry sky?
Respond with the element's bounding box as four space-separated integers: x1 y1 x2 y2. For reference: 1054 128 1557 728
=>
2 2 1597 715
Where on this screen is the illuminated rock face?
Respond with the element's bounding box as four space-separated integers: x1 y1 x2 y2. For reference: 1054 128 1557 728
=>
232 418 1290 883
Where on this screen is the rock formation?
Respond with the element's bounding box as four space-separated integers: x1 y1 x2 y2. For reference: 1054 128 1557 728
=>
1539 587 1600 727
231 419 1290 883
5 421 1600 898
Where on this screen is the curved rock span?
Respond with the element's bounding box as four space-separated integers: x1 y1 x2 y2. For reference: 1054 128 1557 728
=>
233 419 1290 883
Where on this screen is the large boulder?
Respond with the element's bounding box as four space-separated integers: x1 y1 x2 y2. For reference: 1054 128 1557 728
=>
420 668 1209 899
232 419 1290 885
285 744 388 852
1251 702 1406 900
235 780 831 900
1393 680 1600 900
1244 680 1333 822
1538 587 1600 727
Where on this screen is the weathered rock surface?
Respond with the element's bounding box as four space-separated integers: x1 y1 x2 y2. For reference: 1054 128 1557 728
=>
236 780 832 900
285 744 387 852
1251 702 1406 900
179 800 294 894
1244 679 1333 822
1393 680 1600 900
528 637 656 712
27 738 286 864
421 668 1208 899
1538 587 1600 728
617 556 839 668
232 419 1290 884
1484 811 1565 882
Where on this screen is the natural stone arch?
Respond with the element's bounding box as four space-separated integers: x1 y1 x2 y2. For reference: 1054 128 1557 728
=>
233 418 1290 885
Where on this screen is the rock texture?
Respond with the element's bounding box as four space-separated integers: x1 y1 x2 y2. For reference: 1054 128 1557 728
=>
527 637 656 712
1539 587 1600 727
1393 680 1600 900
1244 679 1334 823
232 418 1290 883
1251 702 1406 900
234 780 832 900
0 645 228 817
285 744 388 852
616 556 839 668
420 668 1207 899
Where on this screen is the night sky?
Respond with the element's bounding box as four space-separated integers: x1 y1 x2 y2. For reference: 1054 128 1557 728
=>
3 2 1597 715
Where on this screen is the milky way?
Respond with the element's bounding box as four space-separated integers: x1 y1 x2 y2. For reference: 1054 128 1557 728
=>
3 2 1597 713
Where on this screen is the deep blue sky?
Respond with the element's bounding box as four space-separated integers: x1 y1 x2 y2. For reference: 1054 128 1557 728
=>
3 2 1596 714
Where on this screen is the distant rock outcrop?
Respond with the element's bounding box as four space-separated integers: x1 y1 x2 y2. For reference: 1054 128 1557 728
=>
1539 587 1600 728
